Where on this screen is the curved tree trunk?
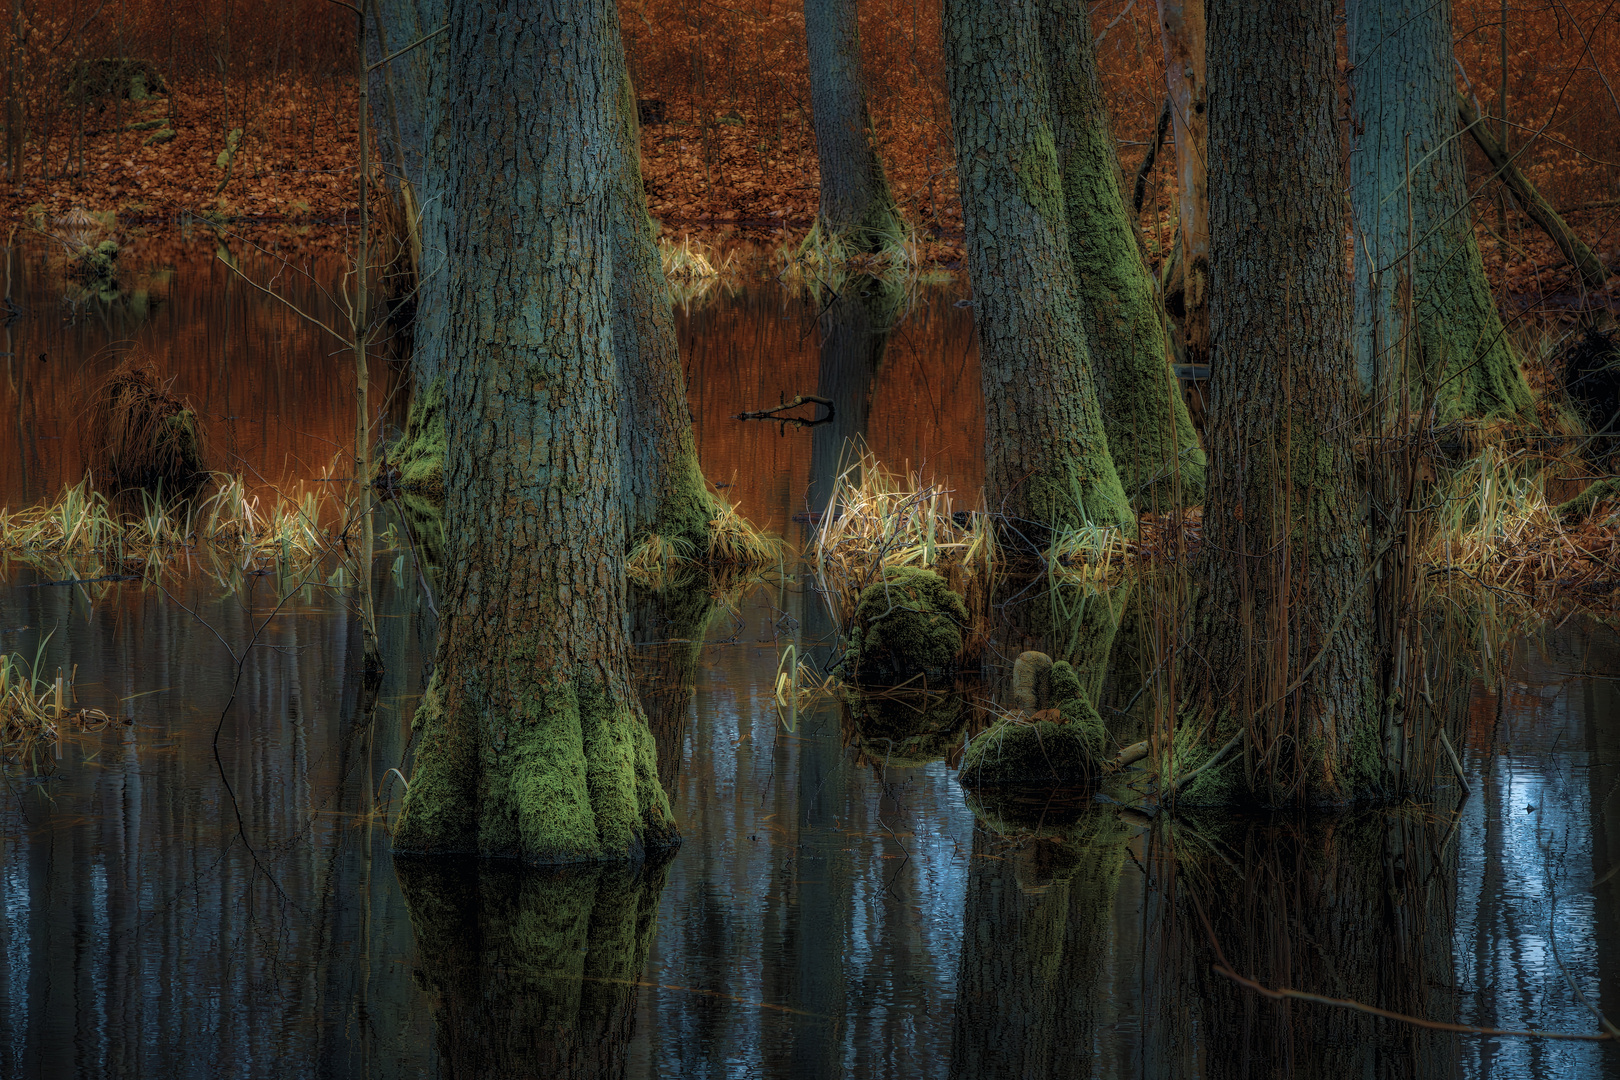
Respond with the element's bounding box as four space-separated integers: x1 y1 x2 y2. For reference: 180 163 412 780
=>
1039 0 1206 507
943 0 1134 550
393 0 676 863
1186 1 1374 806
1155 1 1210 370
1349 0 1532 422
606 19 718 555
802 0 904 253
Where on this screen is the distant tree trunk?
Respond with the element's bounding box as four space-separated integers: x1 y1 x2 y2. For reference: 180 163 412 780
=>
805 277 899 517
1186 1 1374 806
943 0 1134 549
395 859 669 1077
369 0 448 497
1156 1 1210 370
1039 0 1206 507
802 0 904 253
1349 0 1533 422
392 0 676 863
606 20 718 554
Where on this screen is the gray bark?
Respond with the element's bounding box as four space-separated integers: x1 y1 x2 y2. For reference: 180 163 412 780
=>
803 0 902 251
392 0 675 863
1349 0 1532 421
943 0 1134 549
1187 0 1374 805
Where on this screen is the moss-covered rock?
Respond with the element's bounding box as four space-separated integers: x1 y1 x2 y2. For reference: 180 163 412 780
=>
142 127 176 147
845 566 968 686
959 664 1106 785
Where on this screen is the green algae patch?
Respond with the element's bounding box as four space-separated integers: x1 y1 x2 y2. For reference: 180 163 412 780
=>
845 566 969 686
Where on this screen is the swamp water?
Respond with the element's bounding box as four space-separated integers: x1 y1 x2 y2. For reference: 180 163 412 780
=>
1 240 1618 1078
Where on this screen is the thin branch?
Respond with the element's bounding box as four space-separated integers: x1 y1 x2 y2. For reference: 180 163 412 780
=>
368 24 446 72
214 255 348 345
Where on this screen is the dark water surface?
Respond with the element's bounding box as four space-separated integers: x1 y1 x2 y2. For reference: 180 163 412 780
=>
3 241 1620 1078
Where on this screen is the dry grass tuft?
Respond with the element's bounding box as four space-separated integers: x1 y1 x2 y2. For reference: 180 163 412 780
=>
810 447 993 658
1426 447 1620 610
85 360 210 498
707 491 786 572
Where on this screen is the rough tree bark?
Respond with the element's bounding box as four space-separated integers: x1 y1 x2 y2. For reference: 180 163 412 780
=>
606 17 719 554
392 0 677 863
1186 1 1376 806
943 0 1134 549
1155 0 1211 370
1349 0 1533 421
802 0 905 254
1039 0 1206 506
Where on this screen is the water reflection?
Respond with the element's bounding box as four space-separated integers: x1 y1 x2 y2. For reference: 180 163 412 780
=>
396 857 669 1079
3 242 1619 1078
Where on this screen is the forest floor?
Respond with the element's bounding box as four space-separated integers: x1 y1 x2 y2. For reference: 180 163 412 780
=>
0 77 1615 302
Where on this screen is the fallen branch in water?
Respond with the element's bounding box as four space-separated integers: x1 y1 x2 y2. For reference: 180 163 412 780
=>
735 394 835 428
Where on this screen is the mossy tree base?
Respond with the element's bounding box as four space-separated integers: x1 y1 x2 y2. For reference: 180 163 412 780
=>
386 375 446 499
395 670 677 863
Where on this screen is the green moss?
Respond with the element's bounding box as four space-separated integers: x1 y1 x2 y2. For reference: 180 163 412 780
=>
1016 122 1066 231
1559 476 1619 523
845 566 969 686
390 376 446 498
395 668 676 864
394 672 478 853
959 694 1106 786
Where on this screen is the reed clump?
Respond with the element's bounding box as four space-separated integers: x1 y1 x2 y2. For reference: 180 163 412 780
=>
85 361 210 498
626 491 785 588
0 473 340 574
1 641 111 753
1426 447 1620 610
811 449 993 661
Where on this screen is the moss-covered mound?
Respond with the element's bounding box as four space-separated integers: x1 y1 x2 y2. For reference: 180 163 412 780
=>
66 58 167 103
959 660 1106 785
845 566 968 686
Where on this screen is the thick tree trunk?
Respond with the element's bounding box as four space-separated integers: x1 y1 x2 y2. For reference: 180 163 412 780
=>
606 20 718 555
1186 1 1375 806
943 0 1134 549
1039 0 1205 506
1349 0 1533 422
1156 1 1210 370
395 858 668 1077
393 0 676 863
802 0 903 253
